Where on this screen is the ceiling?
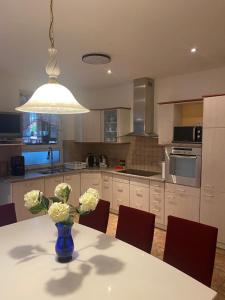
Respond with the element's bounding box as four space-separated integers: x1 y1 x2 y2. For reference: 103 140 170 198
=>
0 0 225 89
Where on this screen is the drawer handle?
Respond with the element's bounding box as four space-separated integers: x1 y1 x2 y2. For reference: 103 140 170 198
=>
92 183 99 186
204 194 214 198
153 184 160 187
177 189 185 192
136 192 143 197
104 185 109 189
118 188 123 192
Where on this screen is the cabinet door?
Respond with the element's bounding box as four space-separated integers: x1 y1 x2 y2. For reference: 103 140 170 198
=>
11 179 45 221
81 173 102 197
130 184 149 212
102 174 113 205
102 110 117 142
112 181 129 212
165 184 200 225
203 96 225 128
64 174 81 206
83 111 101 142
201 128 225 193
150 181 165 225
200 190 225 244
158 104 174 145
44 176 64 197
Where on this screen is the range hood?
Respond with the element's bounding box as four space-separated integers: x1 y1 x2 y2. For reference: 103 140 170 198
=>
127 77 157 137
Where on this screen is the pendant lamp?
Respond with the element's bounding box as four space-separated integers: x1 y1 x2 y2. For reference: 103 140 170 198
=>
16 0 89 114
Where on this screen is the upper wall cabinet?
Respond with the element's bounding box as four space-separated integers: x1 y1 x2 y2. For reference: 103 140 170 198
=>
158 103 175 145
158 100 203 145
203 95 225 128
72 108 130 143
101 108 130 143
74 110 102 143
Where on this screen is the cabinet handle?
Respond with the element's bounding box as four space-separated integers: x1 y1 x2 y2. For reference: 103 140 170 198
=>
136 192 143 197
168 201 176 205
104 185 109 189
204 194 214 198
117 188 123 192
153 184 160 187
92 183 99 186
177 189 185 192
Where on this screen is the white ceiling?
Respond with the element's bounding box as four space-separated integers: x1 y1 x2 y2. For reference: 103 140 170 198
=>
0 0 225 89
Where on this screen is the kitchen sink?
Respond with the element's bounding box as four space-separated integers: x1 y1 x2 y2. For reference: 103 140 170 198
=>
38 168 68 175
118 169 160 177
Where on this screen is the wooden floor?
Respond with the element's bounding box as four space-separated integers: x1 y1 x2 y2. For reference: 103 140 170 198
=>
105 213 225 300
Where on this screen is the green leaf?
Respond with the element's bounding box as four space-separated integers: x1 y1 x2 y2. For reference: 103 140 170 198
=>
41 196 49 210
49 196 62 203
29 203 44 214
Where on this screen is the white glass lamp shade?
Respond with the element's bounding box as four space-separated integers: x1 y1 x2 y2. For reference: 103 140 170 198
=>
16 83 89 114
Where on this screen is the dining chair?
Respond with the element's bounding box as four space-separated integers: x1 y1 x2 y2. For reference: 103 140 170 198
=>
163 215 218 287
79 199 110 233
115 205 155 253
0 203 17 227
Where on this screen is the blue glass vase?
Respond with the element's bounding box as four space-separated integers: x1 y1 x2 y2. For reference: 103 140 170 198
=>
55 222 74 263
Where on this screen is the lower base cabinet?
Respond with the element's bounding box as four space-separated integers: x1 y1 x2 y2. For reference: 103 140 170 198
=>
129 178 149 212
64 174 81 206
11 178 45 221
81 172 102 197
44 176 64 197
112 175 130 212
101 173 113 206
165 183 200 225
150 180 165 226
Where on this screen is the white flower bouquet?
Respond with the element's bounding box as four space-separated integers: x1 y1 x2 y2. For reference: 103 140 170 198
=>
24 183 99 225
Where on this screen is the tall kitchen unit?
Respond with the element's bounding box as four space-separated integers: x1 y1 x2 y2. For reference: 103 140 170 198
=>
200 95 225 248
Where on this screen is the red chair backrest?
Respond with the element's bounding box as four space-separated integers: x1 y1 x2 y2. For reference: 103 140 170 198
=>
79 199 110 233
0 203 17 227
116 205 155 253
164 215 218 287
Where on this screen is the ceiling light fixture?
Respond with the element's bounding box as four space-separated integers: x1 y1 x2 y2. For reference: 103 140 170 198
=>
190 47 197 53
16 0 89 114
107 69 112 74
82 53 111 65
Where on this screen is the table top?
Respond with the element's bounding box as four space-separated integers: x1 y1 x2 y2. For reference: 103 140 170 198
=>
0 216 217 300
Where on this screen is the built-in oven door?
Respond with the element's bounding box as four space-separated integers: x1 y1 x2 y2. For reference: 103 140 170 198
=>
165 148 201 187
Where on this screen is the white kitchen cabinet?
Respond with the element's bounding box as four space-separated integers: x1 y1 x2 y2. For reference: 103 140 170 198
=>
150 180 165 226
165 183 200 225
112 175 130 212
81 172 102 197
75 110 101 142
101 173 113 206
64 174 81 206
158 103 174 145
200 126 225 246
44 175 64 197
129 178 149 212
203 96 225 128
11 178 45 221
101 108 130 143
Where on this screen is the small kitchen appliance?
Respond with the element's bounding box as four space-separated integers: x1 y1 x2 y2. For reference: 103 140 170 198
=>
173 126 202 143
10 156 25 176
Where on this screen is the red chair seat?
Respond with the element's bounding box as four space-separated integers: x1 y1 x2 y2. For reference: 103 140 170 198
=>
164 215 218 287
116 205 155 253
79 199 110 233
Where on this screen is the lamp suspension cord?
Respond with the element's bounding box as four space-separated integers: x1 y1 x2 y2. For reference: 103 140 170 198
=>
49 0 55 48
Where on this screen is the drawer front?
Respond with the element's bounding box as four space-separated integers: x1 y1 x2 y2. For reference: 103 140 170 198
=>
113 174 130 184
102 173 112 183
44 176 64 197
150 181 164 195
112 181 129 212
130 185 149 212
165 183 200 196
130 178 149 188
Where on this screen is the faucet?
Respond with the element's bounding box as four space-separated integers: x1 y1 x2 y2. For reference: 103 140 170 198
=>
47 147 54 173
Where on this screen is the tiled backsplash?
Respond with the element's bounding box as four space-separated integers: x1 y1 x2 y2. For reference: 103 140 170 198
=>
63 137 165 172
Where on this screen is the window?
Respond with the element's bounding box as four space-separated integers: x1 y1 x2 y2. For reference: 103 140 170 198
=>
20 92 60 145
22 149 60 166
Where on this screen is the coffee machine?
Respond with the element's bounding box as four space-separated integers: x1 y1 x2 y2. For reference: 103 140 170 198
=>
86 153 100 168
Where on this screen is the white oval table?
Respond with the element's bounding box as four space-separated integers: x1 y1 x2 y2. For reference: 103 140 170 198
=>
0 216 217 300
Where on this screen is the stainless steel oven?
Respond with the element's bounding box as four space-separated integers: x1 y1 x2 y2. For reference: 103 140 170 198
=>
165 146 202 187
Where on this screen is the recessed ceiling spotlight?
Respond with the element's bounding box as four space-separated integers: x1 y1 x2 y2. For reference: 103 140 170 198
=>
82 53 111 65
107 69 112 74
191 47 197 53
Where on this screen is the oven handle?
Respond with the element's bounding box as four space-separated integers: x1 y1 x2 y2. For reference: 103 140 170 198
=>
170 154 197 159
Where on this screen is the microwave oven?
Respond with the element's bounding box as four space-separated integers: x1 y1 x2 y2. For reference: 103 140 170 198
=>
173 126 202 143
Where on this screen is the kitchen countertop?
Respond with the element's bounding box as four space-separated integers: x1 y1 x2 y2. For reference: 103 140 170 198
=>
3 167 165 183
